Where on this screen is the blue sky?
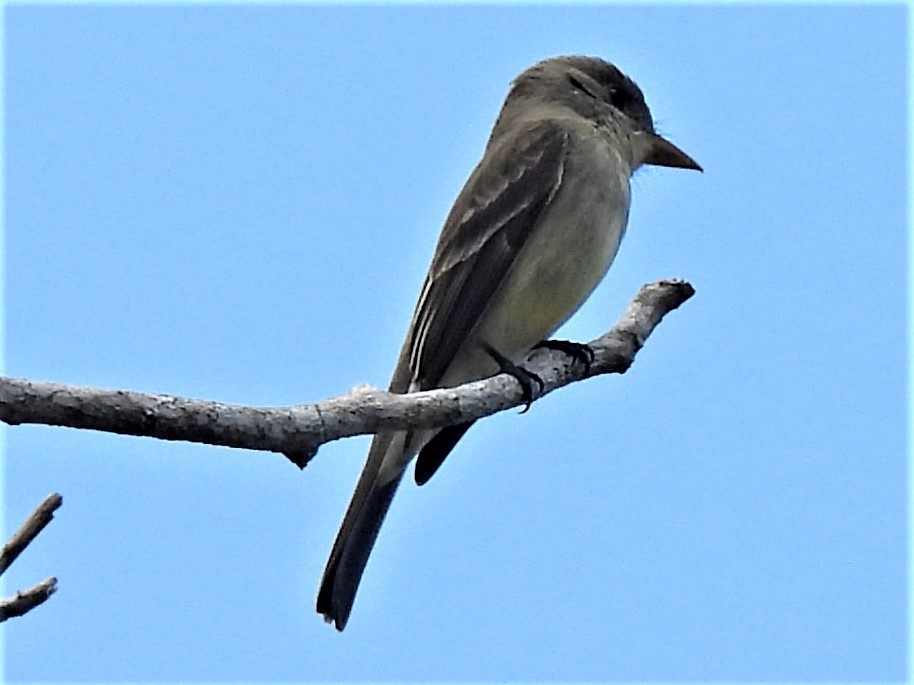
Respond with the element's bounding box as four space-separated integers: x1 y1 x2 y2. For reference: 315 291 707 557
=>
1 4 907 682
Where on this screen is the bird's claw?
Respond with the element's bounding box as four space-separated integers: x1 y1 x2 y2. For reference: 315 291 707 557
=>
481 342 544 412
533 339 594 374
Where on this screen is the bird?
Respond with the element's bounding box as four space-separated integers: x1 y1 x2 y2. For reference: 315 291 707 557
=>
317 55 701 630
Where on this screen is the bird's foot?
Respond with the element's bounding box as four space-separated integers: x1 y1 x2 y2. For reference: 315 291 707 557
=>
481 342 544 413
533 339 595 374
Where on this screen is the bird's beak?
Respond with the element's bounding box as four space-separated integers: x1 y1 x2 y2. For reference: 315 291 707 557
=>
644 134 702 171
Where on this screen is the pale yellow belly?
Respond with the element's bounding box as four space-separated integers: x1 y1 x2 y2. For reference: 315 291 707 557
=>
440 158 630 388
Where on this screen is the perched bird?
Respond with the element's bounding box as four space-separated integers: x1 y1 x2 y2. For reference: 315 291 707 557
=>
317 55 701 630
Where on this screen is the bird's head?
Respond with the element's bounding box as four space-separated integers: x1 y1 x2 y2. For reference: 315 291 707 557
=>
511 55 702 172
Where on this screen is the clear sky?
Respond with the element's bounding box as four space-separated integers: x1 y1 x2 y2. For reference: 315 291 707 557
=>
2 4 907 682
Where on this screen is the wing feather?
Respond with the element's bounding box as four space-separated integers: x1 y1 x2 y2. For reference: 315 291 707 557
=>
406 120 569 389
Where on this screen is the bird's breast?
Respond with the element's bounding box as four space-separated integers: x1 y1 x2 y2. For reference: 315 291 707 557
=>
473 138 631 363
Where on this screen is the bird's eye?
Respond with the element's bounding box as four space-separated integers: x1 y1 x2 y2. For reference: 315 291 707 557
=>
608 87 631 110
568 74 597 98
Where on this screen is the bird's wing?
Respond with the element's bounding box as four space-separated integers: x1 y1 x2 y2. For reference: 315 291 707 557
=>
403 119 569 390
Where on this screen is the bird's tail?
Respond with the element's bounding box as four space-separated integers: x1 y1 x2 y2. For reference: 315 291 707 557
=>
317 431 407 631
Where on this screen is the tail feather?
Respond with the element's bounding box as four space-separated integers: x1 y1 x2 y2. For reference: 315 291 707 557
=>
414 421 475 485
317 432 406 631
318 419 475 628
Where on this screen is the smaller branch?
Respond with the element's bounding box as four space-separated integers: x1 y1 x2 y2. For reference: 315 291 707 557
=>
0 493 63 574
0 495 62 621
0 279 694 468
0 577 58 622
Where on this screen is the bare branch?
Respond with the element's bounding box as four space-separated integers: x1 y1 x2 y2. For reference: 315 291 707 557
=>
1 495 63 621
0 577 58 622
1 493 63 575
0 279 694 468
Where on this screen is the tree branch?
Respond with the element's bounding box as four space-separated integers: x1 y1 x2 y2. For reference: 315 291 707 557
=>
0 493 62 575
0 494 62 622
0 577 58 622
0 279 694 468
